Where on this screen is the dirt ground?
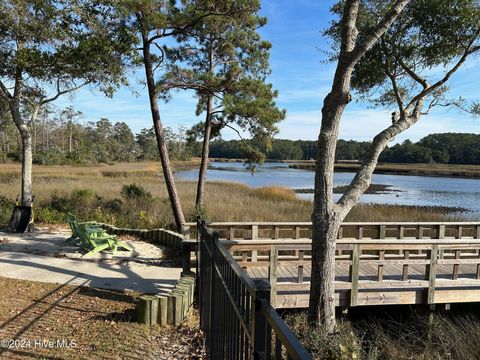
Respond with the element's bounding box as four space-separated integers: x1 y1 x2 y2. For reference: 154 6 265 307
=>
0 277 204 359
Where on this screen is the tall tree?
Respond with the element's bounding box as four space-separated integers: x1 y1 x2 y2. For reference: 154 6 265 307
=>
311 0 480 333
159 0 285 208
0 0 133 206
121 1 234 232
309 0 411 332
60 106 83 153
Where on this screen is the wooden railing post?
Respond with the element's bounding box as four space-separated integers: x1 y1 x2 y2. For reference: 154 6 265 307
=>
350 244 360 306
452 250 461 280
298 250 304 283
183 225 191 240
379 225 386 239
253 279 272 360
378 225 386 281
269 245 278 305
426 244 438 305
438 225 445 259
251 225 258 262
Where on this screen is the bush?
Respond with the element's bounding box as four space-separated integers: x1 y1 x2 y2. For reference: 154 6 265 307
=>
49 193 72 212
0 195 14 225
104 199 123 213
71 188 99 206
187 205 210 222
120 183 152 201
35 207 66 223
285 312 363 360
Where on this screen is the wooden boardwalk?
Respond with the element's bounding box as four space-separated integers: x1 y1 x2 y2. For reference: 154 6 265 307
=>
186 221 480 309
245 259 480 308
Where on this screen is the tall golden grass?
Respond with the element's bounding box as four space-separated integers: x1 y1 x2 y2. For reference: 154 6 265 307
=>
0 161 464 228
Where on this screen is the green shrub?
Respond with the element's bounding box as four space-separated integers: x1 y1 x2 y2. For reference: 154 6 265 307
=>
120 183 152 201
285 312 363 360
35 207 66 224
72 188 99 204
187 205 210 222
104 199 123 213
49 193 72 212
0 195 14 225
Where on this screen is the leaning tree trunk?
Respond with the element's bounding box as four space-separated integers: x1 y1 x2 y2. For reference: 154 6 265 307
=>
195 94 213 207
195 48 215 208
141 30 186 233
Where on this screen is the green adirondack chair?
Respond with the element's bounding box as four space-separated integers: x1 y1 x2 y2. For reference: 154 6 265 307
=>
66 213 101 243
78 226 133 257
66 213 133 256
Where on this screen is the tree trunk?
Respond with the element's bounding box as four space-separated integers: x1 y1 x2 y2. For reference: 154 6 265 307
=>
141 28 186 233
20 129 33 206
195 47 215 208
195 96 212 207
32 117 37 154
310 89 351 333
309 0 410 332
68 120 73 152
10 102 33 206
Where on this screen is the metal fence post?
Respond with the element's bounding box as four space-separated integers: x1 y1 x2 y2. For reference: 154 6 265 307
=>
253 279 272 360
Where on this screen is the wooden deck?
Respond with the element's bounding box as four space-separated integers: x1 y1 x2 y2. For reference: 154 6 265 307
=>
186 221 480 309
245 257 480 308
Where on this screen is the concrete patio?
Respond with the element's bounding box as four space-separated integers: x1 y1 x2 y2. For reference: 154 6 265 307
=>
0 228 182 294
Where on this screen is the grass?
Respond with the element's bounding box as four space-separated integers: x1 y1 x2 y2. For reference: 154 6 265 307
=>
285 308 480 360
289 161 480 178
0 161 468 229
0 276 204 359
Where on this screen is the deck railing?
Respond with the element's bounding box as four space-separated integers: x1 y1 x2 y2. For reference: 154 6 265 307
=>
197 220 311 360
222 237 480 308
186 221 480 241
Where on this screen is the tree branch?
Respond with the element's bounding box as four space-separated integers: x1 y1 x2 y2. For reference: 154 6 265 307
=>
405 39 480 114
350 0 411 64
383 42 405 114
396 56 428 88
335 114 416 217
40 80 89 105
0 80 13 100
220 121 259 154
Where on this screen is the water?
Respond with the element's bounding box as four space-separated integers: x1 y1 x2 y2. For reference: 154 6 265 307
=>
176 162 480 218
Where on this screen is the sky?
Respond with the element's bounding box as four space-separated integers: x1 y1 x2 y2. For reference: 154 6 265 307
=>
56 0 480 142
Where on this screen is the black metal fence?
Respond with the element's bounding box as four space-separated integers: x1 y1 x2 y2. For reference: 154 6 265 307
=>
197 219 312 360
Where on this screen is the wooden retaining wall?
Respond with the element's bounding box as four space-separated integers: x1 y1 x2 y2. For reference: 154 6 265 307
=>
94 223 184 250
137 271 195 326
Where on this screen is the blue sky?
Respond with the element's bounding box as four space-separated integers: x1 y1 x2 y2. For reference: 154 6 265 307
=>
56 0 480 142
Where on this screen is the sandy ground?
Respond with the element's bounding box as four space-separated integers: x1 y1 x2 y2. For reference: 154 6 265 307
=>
0 227 182 294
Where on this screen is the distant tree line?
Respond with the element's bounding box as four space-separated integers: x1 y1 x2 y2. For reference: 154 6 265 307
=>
2 110 479 165
205 133 480 165
0 106 191 165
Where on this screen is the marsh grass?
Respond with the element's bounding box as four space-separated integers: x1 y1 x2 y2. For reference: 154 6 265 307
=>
286 310 480 359
290 162 480 178
0 162 464 228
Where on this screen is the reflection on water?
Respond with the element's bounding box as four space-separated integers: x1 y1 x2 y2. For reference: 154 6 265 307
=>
175 162 480 218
